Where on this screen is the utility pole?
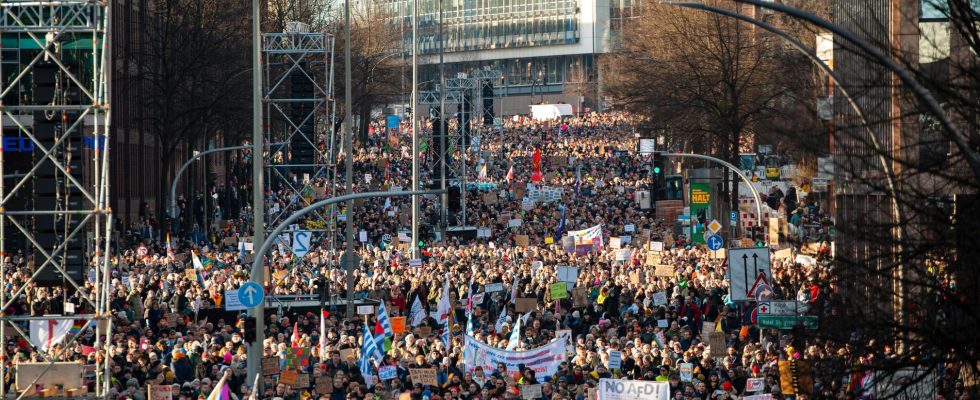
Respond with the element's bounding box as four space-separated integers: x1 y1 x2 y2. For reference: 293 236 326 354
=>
246 0 265 388
410 0 419 258
343 0 356 317
438 0 447 240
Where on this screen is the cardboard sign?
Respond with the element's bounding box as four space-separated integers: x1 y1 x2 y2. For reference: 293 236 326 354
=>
515 235 530 247
572 287 589 307
521 384 543 399
645 252 662 266
409 368 439 386
391 317 406 334
184 269 197 281
292 373 310 389
339 348 356 361
629 271 643 285
148 385 173 400
262 357 280 375
485 282 505 293
679 363 693 382
483 193 498 205
314 377 333 394
515 297 537 313
549 283 568 300
649 241 665 252
707 332 727 357
279 370 298 385
774 248 793 260
655 265 674 277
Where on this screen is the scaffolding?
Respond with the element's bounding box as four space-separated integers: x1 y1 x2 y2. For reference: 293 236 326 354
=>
417 68 500 228
0 0 113 398
261 26 336 240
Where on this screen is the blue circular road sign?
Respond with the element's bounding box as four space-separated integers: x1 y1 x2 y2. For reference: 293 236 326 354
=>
238 282 265 308
706 234 724 251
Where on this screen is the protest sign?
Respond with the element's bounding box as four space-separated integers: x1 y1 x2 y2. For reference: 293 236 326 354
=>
557 266 579 285
706 332 727 357
485 283 505 293
550 283 568 300
462 335 567 380
743 396 773 400
262 357 280 375
279 370 298 385
746 377 765 392
652 292 668 306
572 287 589 307
521 384 543 399
609 237 622 249
379 365 398 381
148 385 173 400
649 241 664 252
409 368 438 386
391 317 406 334
607 350 622 370
284 347 311 369
515 235 530 247
516 298 537 313
654 265 673 277
679 363 693 382
597 379 669 400
314 377 332 394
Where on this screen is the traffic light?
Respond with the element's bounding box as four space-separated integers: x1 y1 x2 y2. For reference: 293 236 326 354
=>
448 186 461 212
243 317 257 343
653 154 665 175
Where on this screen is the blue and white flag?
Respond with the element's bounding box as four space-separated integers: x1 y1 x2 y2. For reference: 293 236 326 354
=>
360 323 382 375
410 295 427 327
495 309 507 334
554 206 566 242
377 301 394 337
506 315 521 351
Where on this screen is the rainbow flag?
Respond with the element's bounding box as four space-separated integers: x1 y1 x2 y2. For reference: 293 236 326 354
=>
205 373 231 400
69 320 84 335
166 233 174 259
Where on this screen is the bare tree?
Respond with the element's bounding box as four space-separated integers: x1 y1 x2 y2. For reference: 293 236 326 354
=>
136 0 250 219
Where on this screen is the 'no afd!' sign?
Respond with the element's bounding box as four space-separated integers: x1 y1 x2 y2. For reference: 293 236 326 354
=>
598 379 669 400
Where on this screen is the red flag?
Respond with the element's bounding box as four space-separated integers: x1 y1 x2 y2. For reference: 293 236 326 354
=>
531 149 543 183
291 322 300 347
506 165 514 183
375 321 385 335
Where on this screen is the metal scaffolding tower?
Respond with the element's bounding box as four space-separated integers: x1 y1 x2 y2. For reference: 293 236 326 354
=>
0 0 113 398
261 24 336 239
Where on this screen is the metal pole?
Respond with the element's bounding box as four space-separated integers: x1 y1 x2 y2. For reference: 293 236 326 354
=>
343 0 356 317
246 0 265 387
411 0 420 258
661 153 765 240
731 0 980 181
169 143 284 219
439 0 447 238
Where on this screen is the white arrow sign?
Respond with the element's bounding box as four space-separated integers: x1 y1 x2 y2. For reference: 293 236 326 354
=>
727 247 771 302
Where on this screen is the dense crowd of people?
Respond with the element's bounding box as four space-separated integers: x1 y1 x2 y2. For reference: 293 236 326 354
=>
0 112 972 400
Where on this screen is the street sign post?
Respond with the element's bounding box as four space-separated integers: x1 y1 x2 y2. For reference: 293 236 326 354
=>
758 315 818 330
757 300 801 316
706 234 724 251
707 219 722 233
727 247 771 301
238 282 265 308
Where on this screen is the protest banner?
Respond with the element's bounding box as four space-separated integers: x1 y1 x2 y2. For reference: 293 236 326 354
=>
409 368 439 386
742 396 773 400
597 379 669 400
462 335 567 380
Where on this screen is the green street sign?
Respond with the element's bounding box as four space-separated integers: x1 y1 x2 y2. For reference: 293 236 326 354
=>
758 315 818 330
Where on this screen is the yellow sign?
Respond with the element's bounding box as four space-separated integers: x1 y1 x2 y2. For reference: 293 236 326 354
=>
691 188 710 204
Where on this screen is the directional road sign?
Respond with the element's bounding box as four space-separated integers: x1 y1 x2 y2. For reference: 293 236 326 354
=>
727 247 771 302
238 282 265 308
706 234 724 251
757 300 801 316
292 231 312 258
758 315 818 330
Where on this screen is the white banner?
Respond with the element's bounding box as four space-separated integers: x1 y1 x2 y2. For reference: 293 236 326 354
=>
463 335 566 379
597 379 669 400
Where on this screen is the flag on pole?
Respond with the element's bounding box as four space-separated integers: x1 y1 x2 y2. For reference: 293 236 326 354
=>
506 165 514 183
510 276 520 304
166 233 175 260
239 241 246 261
410 295 427 327
435 277 451 325
506 315 521 351
554 206 566 242
29 319 72 352
192 251 205 270
495 308 507 334
291 322 300 347
361 323 382 370
377 301 394 337
205 371 232 400
441 314 451 351
479 163 488 181
530 148 543 183
320 309 328 359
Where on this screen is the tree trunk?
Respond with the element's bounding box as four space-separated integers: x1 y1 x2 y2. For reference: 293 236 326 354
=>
357 104 371 144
